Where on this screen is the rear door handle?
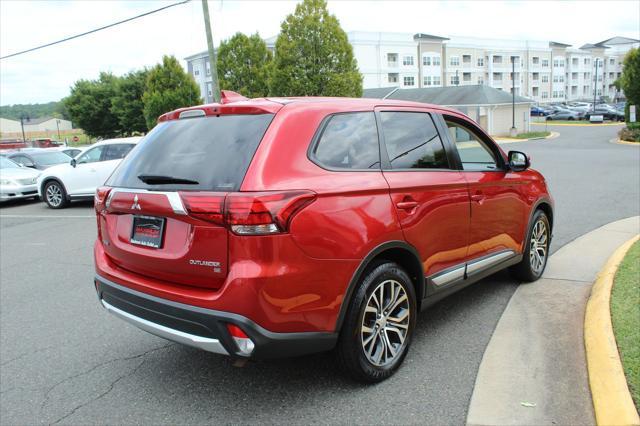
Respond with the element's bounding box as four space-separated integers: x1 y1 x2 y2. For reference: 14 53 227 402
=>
471 193 485 203
396 201 418 210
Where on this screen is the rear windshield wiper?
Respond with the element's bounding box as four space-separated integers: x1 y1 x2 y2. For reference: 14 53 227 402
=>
137 174 199 185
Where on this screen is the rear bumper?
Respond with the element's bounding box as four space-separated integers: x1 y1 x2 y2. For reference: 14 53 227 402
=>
95 275 338 359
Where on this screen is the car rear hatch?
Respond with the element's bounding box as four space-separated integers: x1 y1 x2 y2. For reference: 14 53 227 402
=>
97 107 278 290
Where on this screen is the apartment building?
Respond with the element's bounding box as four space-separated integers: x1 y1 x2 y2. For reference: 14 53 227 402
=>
184 34 638 105
350 32 638 104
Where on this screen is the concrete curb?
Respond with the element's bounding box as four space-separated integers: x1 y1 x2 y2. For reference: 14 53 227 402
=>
611 138 640 146
584 234 640 426
495 131 560 144
467 216 640 426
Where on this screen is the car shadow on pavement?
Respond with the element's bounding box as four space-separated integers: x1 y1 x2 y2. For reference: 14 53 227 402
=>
109 270 517 422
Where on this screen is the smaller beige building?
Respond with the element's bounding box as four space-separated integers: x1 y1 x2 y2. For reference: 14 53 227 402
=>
0 117 22 134
23 117 72 132
363 85 533 137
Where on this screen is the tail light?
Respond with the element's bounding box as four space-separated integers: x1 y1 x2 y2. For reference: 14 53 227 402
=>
180 190 316 236
226 323 255 355
94 186 111 213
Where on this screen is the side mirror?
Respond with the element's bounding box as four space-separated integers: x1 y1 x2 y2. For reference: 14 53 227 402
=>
508 150 530 172
70 158 76 168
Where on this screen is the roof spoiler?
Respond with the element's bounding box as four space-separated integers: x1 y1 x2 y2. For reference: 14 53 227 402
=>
220 90 248 104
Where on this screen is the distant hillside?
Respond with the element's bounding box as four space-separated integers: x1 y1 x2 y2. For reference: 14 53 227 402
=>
0 102 68 121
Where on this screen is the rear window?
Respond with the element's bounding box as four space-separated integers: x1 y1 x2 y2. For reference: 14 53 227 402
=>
107 114 274 191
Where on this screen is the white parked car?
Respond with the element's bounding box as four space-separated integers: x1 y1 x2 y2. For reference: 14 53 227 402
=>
37 137 141 209
0 156 41 202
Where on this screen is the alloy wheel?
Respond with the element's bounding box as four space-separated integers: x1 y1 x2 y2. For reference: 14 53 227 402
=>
529 219 548 274
360 279 410 367
46 184 63 207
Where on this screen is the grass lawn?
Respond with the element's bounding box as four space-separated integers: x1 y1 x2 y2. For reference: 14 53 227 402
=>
611 240 640 411
514 131 551 139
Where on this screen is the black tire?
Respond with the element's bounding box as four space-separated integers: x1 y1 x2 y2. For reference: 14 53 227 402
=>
568 117 574 121
335 261 417 383
510 210 550 282
43 181 69 209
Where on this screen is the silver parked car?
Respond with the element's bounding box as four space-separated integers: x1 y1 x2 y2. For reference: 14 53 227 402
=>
0 157 40 202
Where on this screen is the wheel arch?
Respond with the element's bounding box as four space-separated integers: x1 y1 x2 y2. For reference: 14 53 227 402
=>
40 177 69 201
334 241 425 333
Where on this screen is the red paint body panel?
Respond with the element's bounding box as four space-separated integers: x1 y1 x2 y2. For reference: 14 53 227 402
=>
94 97 554 339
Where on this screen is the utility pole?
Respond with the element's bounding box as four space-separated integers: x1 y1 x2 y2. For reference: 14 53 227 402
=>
455 69 459 86
56 119 61 140
19 114 28 143
510 56 517 137
201 0 220 103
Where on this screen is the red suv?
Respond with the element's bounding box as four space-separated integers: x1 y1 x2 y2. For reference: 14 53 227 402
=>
94 96 553 382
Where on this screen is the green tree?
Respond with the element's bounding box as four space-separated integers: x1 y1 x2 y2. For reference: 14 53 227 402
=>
142 55 202 130
217 33 272 98
63 72 121 138
111 69 149 135
615 48 639 122
270 0 362 97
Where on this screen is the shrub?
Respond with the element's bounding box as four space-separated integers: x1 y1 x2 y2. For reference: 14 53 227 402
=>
619 125 640 142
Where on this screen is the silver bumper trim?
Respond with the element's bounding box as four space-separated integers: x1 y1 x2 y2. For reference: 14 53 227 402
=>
101 299 229 355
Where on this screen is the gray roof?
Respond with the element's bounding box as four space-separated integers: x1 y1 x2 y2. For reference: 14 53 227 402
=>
362 87 399 99
549 41 572 48
365 85 533 106
23 116 62 125
413 33 449 41
595 36 640 46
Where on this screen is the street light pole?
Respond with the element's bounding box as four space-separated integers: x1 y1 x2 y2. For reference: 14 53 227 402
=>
201 0 221 103
593 58 598 112
510 56 516 136
19 115 28 143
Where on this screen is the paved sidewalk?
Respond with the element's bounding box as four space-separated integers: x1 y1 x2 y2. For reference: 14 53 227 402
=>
466 216 640 426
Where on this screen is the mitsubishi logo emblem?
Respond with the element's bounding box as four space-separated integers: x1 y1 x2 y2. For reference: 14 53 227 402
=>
131 195 142 210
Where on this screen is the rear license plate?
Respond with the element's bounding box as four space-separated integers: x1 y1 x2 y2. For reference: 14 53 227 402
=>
131 216 165 248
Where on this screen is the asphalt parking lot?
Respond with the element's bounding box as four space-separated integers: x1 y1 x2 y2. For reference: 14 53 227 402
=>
1 123 638 425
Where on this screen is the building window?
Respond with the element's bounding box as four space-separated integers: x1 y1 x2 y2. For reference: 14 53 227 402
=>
388 73 398 83
553 59 559 67
433 76 441 86
583 85 589 94
493 55 502 64
597 89 602 96
609 58 615 66
541 75 549 83
462 54 471 64
403 55 414 66
559 75 564 83
542 59 549 67
450 56 460 66
559 91 565 98
403 76 415 86
194 69 200 76
542 91 548 99
463 72 471 82
477 57 484 67
207 82 212 97
572 72 578 80
492 72 502 81
387 53 398 67
532 72 539 81
478 76 484 85
584 58 591 66
553 90 558 98
433 56 441 66
572 58 579 66
423 76 431 86
532 56 540 65
532 87 539 96
423 56 431 66
609 72 614 79
206 61 211 75
450 75 459 85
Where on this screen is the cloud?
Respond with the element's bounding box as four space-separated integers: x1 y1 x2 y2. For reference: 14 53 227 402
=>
1 0 638 105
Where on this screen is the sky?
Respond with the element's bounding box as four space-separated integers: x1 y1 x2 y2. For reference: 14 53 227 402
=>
1 0 639 105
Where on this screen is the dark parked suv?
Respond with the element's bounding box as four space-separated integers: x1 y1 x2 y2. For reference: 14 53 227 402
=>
94 93 554 382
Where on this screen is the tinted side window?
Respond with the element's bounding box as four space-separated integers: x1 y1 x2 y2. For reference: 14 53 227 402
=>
445 120 498 171
77 146 104 164
380 112 449 170
103 144 134 161
313 112 380 169
11 155 33 167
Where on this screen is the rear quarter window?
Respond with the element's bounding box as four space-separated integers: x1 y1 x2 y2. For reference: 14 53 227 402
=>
107 114 273 191
311 112 380 170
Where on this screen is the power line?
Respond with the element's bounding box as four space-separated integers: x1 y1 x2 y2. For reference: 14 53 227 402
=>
0 0 191 60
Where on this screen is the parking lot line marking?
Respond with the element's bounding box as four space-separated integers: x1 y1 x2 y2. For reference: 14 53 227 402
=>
0 215 95 218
